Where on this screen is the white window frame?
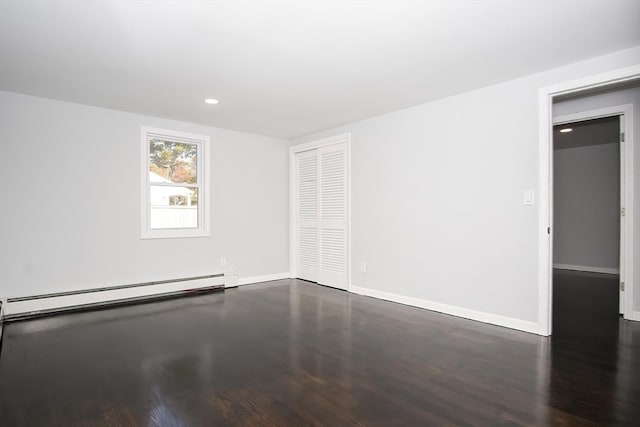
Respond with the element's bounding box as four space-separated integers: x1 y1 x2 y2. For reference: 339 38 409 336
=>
140 126 211 239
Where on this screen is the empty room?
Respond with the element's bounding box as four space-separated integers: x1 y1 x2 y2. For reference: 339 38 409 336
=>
1 1 640 425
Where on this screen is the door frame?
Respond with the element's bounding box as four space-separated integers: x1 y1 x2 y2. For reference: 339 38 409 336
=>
290 133 352 290
538 65 640 336
553 105 632 314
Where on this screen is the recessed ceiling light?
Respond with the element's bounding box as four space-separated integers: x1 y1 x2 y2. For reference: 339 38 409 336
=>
559 128 573 133
204 98 219 105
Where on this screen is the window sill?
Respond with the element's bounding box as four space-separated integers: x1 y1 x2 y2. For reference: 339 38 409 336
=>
141 229 210 240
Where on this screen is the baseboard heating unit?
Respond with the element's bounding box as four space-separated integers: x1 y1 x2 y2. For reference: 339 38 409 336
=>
3 273 228 322
0 301 4 340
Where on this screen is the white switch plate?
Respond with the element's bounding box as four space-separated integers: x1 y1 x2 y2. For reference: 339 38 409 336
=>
523 190 535 206
360 261 367 272
220 257 227 268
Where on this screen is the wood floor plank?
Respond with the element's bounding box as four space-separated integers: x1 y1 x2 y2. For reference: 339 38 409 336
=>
0 272 639 425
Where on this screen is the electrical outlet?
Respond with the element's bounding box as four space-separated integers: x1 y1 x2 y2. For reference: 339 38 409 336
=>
220 257 227 268
360 261 367 272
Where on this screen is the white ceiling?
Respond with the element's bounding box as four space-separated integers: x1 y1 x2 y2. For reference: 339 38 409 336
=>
1 1 639 139
554 116 620 150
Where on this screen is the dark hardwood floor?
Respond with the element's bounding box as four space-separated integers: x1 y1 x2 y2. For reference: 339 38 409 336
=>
0 273 638 426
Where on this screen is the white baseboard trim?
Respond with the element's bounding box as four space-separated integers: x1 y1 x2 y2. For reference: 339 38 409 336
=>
553 264 619 275
626 311 640 321
237 273 291 286
350 285 539 334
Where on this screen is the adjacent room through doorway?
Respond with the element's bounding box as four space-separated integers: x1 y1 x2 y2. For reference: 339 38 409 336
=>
552 115 622 338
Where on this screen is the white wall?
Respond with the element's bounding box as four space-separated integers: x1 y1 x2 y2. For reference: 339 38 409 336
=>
0 91 290 298
553 143 620 271
553 85 640 311
292 45 640 329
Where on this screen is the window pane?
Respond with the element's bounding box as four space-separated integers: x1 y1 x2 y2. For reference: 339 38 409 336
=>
149 139 198 184
150 186 198 229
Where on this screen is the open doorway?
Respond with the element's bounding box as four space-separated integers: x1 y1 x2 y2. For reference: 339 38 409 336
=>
552 113 623 337
538 73 640 336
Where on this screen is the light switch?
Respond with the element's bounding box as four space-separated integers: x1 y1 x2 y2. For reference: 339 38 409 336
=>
523 190 535 206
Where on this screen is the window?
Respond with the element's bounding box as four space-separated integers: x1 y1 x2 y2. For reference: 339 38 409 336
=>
141 127 210 238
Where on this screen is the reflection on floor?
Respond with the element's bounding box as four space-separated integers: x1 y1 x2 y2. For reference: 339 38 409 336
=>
550 269 639 426
0 274 638 425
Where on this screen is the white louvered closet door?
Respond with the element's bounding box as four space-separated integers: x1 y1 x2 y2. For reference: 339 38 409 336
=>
295 149 319 282
317 143 348 289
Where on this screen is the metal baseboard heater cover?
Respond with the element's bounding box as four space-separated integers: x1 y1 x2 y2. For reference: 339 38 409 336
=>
4 273 226 322
0 301 4 340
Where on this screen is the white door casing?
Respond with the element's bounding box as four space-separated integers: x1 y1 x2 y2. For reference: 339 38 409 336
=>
620 114 627 314
539 65 640 336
